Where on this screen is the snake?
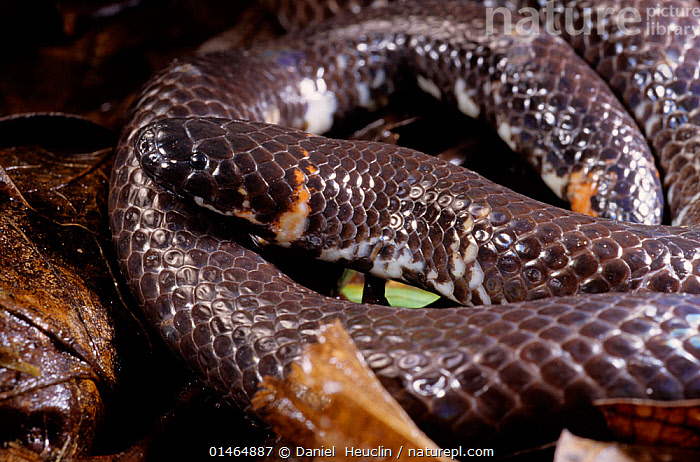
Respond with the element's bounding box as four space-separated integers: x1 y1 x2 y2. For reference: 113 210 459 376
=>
109 0 700 450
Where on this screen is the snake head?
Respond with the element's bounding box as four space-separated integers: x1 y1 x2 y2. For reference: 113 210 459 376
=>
135 117 322 244
135 118 235 207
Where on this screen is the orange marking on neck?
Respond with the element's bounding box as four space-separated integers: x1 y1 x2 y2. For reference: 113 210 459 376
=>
567 170 603 217
302 163 319 176
274 168 311 243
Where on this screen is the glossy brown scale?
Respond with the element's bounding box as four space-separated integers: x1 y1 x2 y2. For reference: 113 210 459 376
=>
111 0 700 451
500 0 700 224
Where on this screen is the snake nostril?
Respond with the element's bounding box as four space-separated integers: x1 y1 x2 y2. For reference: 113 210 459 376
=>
139 140 152 156
135 128 157 158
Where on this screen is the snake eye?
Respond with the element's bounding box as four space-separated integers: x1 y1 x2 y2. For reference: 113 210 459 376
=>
189 152 207 169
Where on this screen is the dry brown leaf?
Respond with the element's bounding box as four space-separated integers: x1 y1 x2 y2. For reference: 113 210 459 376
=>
0 114 118 460
595 398 700 448
554 430 638 462
554 429 700 462
0 2 292 460
252 320 452 461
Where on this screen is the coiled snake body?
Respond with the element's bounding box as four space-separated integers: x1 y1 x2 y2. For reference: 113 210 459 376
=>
110 0 700 448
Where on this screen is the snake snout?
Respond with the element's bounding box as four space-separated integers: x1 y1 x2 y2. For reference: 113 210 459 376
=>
134 125 159 171
135 119 202 193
